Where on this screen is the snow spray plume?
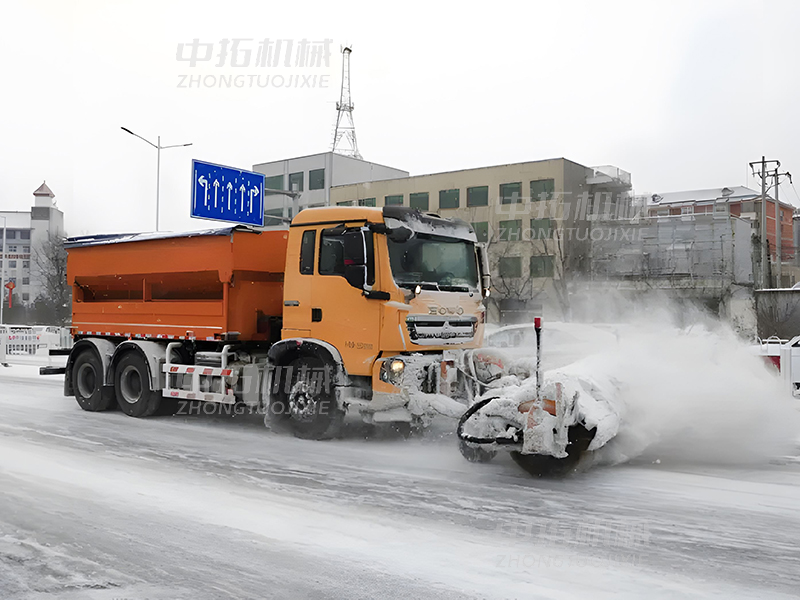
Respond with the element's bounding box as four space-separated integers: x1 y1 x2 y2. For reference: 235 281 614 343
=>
517 288 799 466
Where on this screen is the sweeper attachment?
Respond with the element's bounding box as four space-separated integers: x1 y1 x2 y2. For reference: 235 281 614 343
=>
456 319 620 476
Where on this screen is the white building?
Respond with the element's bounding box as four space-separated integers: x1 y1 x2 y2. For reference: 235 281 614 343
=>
1 182 66 307
252 152 408 223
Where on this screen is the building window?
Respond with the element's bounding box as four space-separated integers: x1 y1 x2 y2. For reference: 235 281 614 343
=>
529 218 553 239
439 189 459 209
20 230 30 240
471 222 489 243
309 168 325 190
530 255 555 278
530 179 555 202
498 219 522 242
500 182 522 204
6 231 15 240
498 257 522 278
299 230 316 275
337 201 353 206
22 293 29 302
265 174 284 190
8 245 17 253
22 277 29 285
410 192 429 211
289 172 304 192
23 261 29 269
9 261 16 269
384 194 403 206
23 246 30 254
467 186 489 207
681 206 693 215
358 198 376 207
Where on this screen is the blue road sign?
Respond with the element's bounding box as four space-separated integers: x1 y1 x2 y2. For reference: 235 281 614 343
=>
191 159 265 227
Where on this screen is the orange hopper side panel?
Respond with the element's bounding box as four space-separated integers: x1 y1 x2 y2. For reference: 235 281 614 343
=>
68 228 289 341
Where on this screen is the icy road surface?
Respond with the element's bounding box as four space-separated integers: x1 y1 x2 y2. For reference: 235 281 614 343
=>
1 364 800 599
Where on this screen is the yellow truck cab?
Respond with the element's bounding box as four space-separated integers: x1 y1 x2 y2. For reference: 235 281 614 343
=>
267 205 491 438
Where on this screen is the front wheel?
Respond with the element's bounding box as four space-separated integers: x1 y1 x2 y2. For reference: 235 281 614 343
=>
114 352 161 417
271 356 343 440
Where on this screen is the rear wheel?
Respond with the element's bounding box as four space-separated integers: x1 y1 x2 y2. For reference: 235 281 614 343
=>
114 352 161 417
510 424 596 477
73 350 113 412
272 356 343 440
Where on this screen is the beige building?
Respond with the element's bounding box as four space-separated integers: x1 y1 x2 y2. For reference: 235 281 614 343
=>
331 158 631 322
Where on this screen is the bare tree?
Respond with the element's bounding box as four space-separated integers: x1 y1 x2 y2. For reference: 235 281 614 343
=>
32 233 70 325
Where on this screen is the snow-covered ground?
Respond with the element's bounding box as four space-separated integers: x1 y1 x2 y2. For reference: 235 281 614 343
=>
1 338 800 599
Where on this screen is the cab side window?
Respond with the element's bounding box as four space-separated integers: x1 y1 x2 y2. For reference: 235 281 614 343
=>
299 230 316 275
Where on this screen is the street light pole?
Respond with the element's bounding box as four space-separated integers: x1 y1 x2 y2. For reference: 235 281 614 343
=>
0 216 6 325
121 127 192 232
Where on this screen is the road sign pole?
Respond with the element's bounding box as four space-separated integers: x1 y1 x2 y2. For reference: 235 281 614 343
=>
0 216 5 325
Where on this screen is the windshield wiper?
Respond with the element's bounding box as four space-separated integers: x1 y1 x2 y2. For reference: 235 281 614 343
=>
397 281 441 291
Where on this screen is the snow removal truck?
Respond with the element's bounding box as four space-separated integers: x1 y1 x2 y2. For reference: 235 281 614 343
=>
52 204 614 473
56 206 498 439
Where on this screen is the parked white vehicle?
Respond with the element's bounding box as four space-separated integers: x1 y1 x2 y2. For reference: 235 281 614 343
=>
752 335 800 397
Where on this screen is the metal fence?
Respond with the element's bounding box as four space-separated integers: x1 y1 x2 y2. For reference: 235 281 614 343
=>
0 326 71 362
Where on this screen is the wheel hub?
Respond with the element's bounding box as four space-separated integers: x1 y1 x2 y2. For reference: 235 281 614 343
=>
76 363 96 399
119 365 143 404
288 381 317 422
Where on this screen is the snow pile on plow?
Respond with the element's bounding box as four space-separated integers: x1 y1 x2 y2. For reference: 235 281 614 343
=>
460 366 620 459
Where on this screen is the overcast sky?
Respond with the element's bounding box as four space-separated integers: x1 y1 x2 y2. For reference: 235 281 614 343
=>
2 0 799 235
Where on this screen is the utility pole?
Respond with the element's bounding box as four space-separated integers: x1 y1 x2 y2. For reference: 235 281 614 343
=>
773 168 793 287
750 156 780 288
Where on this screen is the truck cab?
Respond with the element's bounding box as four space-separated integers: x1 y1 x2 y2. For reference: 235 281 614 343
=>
267 205 491 435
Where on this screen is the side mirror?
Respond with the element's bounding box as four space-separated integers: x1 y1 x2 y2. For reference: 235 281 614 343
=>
344 265 367 289
343 230 367 290
388 226 413 243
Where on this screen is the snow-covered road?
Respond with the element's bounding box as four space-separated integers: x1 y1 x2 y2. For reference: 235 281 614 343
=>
1 364 800 599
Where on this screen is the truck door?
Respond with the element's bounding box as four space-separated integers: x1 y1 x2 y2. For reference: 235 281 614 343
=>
310 226 382 377
281 228 316 339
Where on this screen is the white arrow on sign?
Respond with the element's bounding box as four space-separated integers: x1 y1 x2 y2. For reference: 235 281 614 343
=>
226 182 233 210
239 184 246 212
248 187 259 213
213 179 220 208
198 175 209 207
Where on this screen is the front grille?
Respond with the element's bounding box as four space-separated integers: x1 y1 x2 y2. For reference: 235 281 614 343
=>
406 315 477 345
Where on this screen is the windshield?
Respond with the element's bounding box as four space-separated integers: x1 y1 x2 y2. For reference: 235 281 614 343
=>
387 232 479 291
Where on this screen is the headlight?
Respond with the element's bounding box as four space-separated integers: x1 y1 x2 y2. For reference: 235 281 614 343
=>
380 358 406 385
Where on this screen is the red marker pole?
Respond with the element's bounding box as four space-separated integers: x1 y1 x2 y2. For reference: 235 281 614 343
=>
534 317 542 401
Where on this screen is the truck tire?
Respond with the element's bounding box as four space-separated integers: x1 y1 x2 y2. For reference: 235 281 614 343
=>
114 352 161 417
73 350 114 412
274 356 343 440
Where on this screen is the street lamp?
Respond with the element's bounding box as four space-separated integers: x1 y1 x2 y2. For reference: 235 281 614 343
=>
0 215 6 325
121 127 192 232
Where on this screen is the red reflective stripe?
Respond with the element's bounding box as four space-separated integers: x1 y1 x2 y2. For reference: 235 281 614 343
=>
221 369 232 376
202 368 213 375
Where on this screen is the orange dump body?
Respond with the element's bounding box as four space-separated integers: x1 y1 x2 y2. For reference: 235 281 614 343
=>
67 228 289 342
